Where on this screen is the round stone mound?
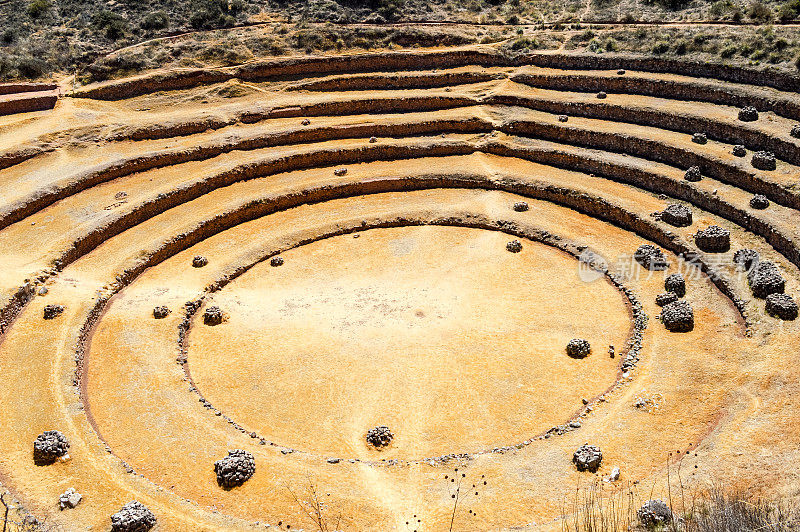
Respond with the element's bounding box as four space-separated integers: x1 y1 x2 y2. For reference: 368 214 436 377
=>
513 201 529 212
152 306 170 319
733 248 760 271
43 304 64 320
557 115 568 123
573 444 602 472
748 261 786 298
270 256 285 267
661 203 692 227
634 244 669 271
192 255 208 268
695 225 730 253
752 151 777 171
366 426 394 448
765 293 798 321
664 273 686 298
791 124 800 138
691 133 707 144
214 449 256 488
749 195 770 209
732 144 747 157
506 240 522 253
661 300 694 332
596 92 607 99
655 292 679 307
110 501 156 532
33 430 70 465
566 339 591 359
738 106 759 122
638 500 672 528
683 166 702 182
203 306 226 326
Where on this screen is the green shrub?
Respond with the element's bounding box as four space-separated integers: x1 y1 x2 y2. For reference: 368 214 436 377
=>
720 44 738 57
27 0 50 19
652 41 670 54
747 1 773 21
141 11 169 30
93 11 130 40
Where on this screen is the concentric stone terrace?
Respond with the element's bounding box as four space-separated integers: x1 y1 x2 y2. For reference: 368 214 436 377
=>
0 46 799 531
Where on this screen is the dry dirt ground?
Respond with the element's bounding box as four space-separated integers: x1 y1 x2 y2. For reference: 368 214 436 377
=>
0 45 799 531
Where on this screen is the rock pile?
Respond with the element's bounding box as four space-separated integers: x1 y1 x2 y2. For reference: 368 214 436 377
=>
638 500 672 528
732 144 747 157
765 293 798 321
192 256 208 268
366 426 394 448
513 201 529 212
59 488 82 510
634 244 669 271
203 306 226 326
566 339 591 359
33 430 70 464
655 292 679 307
597 92 607 99
506 240 522 253
692 133 707 145
738 106 759 122
558 115 568 123
661 300 694 332
270 256 285 267
573 444 602 472
748 261 785 298
661 203 692 227
683 166 702 182
43 304 64 320
664 273 686 298
752 151 777 171
733 248 760 271
152 306 170 319
214 449 256 488
110 501 156 532
695 225 730 253
791 124 800 138
749 195 770 209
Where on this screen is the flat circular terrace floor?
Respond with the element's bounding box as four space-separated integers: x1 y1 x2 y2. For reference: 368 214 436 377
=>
187 226 630 459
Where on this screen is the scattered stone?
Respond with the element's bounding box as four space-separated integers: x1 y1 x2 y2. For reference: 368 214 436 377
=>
333 168 348 176
661 203 693 227
665 273 686 298
506 240 522 253
765 293 798 321
634 244 669 271
617 69 626 75
596 91 607 99
566 339 591 359
43 304 64 320
573 444 602 472
214 449 256 488
270 256 284 267
192 256 208 268
110 501 156 532
683 166 702 182
203 306 226 326
748 261 786 298
608 466 620 481
513 201 529 212
792 124 800 139
638 500 673 528
749 194 770 209
38 287 48 296
608 345 615 358
557 115 568 122
695 225 730 253
733 249 760 271
752 151 777 171
59 488 82 510
691 132 707 144
732 144 747 157
327 458 340 464
33 430 70 465
738 106 759 122
655 292 679 307
366 426 394 448
152 306 170 319
661 300 694 332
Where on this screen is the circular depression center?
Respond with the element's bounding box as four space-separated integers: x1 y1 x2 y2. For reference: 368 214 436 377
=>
187 225 631 459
